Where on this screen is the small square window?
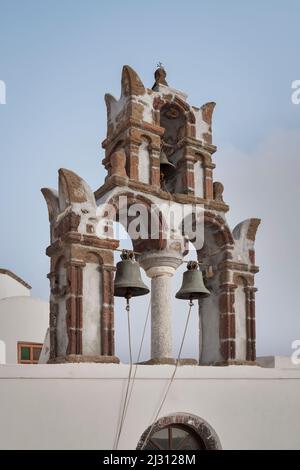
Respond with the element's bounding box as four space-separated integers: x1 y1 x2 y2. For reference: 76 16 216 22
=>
21 346 30 361
18 342 43 364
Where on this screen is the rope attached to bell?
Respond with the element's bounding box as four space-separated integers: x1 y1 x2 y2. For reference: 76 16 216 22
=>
140 260 210 450
113 253 211 450
113 295 133 450
140 298 194 450
113 250 150 450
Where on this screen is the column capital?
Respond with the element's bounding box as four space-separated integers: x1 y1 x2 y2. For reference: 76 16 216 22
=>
138 251 182 278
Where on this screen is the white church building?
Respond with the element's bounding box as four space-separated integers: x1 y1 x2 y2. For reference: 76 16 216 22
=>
0 269 48 365
0 66 299 450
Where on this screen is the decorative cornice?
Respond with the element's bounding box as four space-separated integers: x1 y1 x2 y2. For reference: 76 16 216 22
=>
46 234 119 256
94 178 230 213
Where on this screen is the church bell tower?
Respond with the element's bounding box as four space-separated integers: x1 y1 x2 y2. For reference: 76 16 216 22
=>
42 65 260 365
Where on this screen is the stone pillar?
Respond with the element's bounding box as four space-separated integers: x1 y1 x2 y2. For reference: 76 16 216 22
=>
245 286 257 362
219 283 236 362
101 265 116 356
202 158 215 200
138 253 182 363
149 266 173 359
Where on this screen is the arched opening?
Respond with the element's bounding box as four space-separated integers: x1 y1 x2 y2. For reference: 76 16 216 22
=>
196 214 234 364
172 241 199 361
113 222 151 364
137 414 221 450
159 103 186 192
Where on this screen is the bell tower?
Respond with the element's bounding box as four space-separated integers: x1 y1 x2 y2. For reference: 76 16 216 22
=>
96 65 260 365
42 169 119 363
99 65 218 200
42 64 260 365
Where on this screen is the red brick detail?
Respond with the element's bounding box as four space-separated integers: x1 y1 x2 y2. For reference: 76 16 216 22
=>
218 285 236 361
245 287 257 361
101 267 115 356
219 313 235 339
127 143 139 180
49 301 58 359
249 249 255 264
54 212 80 238
220 339 235 361
203 167 213 200
66 264 83 355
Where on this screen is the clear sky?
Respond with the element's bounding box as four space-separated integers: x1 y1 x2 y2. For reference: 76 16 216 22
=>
0 0 299 360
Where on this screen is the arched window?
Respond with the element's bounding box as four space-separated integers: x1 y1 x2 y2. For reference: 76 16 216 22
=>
143 424 206 450
137 414 221 450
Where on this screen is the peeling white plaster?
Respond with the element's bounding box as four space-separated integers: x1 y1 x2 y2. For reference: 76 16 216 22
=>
235 284 247 360
138 139 151 184
135 92 154 124
194 160 204 198
193 107 209 141
82 263 102 356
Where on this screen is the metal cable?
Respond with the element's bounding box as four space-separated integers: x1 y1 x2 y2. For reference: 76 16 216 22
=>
140 300 194 450
122 299 151 419
114 298 133 450
113 298 151 449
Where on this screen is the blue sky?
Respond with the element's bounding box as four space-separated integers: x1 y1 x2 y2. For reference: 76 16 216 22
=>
0 0 299 359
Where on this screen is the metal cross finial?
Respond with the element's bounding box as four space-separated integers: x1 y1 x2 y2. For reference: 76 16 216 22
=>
157 62 163 68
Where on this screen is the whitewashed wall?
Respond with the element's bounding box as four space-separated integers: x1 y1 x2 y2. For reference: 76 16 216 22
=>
0 297 48 363
0 362 299 449
0 273 30 300
82 263 102 355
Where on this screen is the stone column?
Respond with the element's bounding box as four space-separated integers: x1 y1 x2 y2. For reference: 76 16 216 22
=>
245 286 257 362
139 253 182 362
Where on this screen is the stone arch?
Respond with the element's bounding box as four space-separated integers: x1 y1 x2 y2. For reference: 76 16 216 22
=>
186 212 234 365
154 95 195 135
157 100 194 192
100 190 171 253
160 102 187 154
136 413 221 450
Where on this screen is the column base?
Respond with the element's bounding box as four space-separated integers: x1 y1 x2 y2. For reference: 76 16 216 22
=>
48 355 120 364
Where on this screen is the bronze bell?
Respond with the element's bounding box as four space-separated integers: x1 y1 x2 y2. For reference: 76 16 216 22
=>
114 250 150 299
176 261 210 300
160 150 176 179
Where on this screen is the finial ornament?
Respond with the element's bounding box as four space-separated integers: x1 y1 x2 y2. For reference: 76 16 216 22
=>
152 63 168 89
